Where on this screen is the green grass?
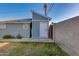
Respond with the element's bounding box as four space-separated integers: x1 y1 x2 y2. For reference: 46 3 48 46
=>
0 42 69 56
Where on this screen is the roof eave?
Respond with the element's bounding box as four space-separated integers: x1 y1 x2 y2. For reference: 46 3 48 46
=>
32 11 51 20
0 21 31 23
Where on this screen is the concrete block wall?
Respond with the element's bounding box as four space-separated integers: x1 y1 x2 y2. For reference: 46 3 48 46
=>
54 16 79 55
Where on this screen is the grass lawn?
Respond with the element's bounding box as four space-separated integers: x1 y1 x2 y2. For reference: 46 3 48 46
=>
0 42 69 56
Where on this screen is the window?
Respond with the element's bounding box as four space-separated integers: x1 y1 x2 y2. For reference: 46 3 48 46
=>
0 24 6 29
23 24 29 30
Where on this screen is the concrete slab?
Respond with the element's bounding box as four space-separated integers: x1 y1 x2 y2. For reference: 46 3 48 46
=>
0 38 53 43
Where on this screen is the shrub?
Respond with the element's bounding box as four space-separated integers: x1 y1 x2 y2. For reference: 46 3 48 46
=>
3 34 15 39
16 34 22 39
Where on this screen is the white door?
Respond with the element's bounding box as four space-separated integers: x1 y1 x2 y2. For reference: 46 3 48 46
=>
40 22 48 38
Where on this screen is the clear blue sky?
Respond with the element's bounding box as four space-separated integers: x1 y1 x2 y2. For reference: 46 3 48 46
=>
0 3 79 23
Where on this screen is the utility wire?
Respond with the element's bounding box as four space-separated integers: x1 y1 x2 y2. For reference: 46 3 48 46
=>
47 4 54 15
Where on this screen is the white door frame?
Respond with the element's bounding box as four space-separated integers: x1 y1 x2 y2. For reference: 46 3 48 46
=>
40 22 48 38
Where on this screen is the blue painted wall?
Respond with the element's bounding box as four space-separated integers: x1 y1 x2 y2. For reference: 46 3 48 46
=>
32 12 49 38
0 23 30 38
32 21 40 38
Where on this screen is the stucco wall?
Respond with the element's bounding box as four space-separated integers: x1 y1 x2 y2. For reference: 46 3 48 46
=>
54 16 79 55
0 23 30 38
32 12 49 38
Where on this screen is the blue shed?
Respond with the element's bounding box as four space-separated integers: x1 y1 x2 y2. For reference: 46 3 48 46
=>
32 11 51 38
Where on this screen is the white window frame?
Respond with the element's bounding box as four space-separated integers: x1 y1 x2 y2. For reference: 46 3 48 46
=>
23 24 29 30
0 23 6 29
